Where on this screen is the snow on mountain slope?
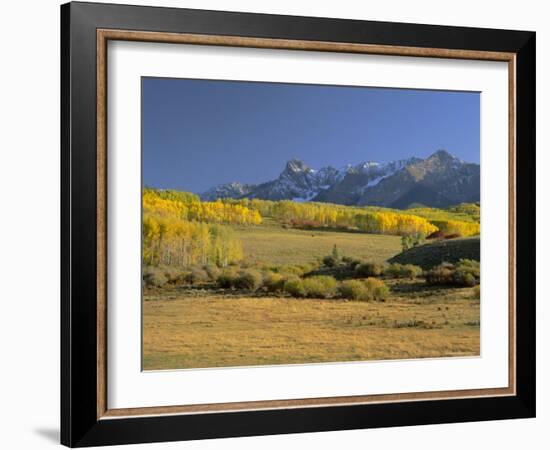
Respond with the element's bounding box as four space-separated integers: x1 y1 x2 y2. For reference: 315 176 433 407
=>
199 151 479 208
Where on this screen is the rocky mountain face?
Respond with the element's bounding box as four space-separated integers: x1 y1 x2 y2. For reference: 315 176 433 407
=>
200 182 256 201
356 150 480 208
245 159 342 202
314 157 421 205
200 150 480 209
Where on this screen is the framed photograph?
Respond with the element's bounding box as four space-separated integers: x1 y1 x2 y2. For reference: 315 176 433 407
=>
61 2 536 447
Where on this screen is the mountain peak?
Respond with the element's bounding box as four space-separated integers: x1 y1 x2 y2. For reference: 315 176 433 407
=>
200 181 256 201
428 149 456 161
284 159 310 173
201 151 479 208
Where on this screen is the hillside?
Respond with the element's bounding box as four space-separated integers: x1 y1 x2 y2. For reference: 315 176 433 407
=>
358 150 480 208
388 237 480 269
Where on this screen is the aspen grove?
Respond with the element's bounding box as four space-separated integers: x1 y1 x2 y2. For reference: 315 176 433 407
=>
142 188 479 269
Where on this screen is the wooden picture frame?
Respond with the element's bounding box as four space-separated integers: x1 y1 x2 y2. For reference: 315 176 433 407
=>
61 2 536 447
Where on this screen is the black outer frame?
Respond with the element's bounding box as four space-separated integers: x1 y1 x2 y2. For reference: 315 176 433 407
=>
61 1 536 447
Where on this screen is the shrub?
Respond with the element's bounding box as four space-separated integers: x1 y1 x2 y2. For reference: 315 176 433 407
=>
364 277 390 300
302 275 338 298
174 271 192 285
424 262 455 285
185 267 209 285
143 267 168 288
203 264 221 281
384 263 402 278
338 280 369 301
402 264 423 279
401 233 425 251
234 269 263 291
322 255 338 268
276 265 306 276
298 262 316 274
322 245 342 268
159 266 180 284
355 262 384 278
454 259 480 286
347 258 363 270
472 284 481 299
217 271 236 289
263 272 286 293
384 263 422 279
401 235 412 251
238 261 254 269
424 259 479 287
284 277 306 297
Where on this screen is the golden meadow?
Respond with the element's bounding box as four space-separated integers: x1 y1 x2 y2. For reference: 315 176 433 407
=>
142 188 480 370
142 188 479 269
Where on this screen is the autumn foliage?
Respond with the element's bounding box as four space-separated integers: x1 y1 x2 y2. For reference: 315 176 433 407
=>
142 188 479 270
142 189 251 267
229 199 439 236
143 188 262 225
429 219 480 237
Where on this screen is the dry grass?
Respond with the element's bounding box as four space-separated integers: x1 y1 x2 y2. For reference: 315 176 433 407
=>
232 221 402 265
143 282 480 370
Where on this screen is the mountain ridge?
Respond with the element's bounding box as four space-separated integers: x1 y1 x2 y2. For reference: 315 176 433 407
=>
200 150 479 209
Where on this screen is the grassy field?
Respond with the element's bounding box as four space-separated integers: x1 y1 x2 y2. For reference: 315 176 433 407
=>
233 220 402 265
143 281 479 370
142 216 480 370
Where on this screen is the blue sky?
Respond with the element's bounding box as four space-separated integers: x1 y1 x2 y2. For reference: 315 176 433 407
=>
142 77 480 193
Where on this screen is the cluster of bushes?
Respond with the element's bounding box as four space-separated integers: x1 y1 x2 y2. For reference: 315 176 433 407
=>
266 262 318 277
143 266 170 288
143 264 221 288
354 262 384 277
145 248 478 301
282 275 388 301
214 269 389 301
263 272 286 293
338 278 389 301
216 269 263 291
322 245 342 268
384 263 423 279
317 250 479 290
424 259 480 287
143 259 323 292
302 276 339 298
319 250 423 281
216 271 337 298
401 233 426 251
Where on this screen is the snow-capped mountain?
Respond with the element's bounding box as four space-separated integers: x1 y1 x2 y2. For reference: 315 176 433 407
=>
315 157 422 205
199 150 480 208
356 150 480 208
200 182 256 201
245 159 342 202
